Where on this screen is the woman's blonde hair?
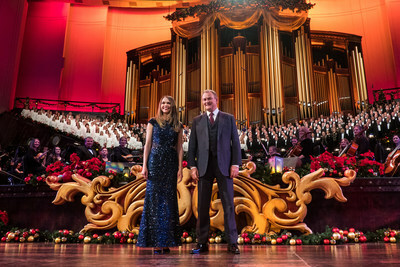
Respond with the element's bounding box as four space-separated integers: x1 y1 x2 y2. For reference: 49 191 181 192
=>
155 96 180 132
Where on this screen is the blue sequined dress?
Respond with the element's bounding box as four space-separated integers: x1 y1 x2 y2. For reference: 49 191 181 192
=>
137 118 182 247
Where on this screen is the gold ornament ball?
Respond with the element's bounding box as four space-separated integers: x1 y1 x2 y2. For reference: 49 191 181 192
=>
339 230 344 235
7 233 15 240
34 233 39 238
289 239 296 245
19 237 26 243
237 237 244 245
209 238 215 244
390 237 396 243
332 233 341 240
61 237 67 243
132 239 137 244
271 239 277 245
266 236 272 242
215 236 222 244
83 236 91 243
127 238 132 244
347 232 355 239
54 237 61 244
27 236 35 242
286 232 292 238
186 236 193 243
181 237 186 243
354 237 359 243
330 239 336 245
355 231 360 238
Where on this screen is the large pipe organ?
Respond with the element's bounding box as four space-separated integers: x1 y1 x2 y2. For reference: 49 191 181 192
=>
125 7 368 126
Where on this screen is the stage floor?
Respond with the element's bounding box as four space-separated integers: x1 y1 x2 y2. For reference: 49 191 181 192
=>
1 243 400 266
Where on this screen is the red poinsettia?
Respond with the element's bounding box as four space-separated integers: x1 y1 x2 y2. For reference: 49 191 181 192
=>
0 210 8 225
310 151 355 177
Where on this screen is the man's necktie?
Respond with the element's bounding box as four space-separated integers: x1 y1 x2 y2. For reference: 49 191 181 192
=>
209 112 214 125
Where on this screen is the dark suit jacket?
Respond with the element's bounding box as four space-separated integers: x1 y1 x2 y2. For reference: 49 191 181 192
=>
188 111 241 177
77 146 97 161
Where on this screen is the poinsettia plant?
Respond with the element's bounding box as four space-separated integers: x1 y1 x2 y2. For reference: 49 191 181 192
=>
0 210 8 226
24 153 107 185
356 151 385 177
310 151 384 178
310 151 356 177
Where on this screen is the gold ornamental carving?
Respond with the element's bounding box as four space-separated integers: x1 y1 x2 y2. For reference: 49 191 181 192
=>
46 162 356 234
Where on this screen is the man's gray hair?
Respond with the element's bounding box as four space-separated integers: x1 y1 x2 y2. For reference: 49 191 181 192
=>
203 89 218 100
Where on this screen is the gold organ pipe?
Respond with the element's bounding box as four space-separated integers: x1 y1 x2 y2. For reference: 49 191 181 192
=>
359 53 367 104
125 64 131 112
260 25 268 125
356 47 367 106
306 32 315 117
268 25 276 125
302 29 311 118
351 50 361 110
296 34 305 119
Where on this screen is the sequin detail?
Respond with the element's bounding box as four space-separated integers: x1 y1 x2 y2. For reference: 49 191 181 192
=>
137 118 182 247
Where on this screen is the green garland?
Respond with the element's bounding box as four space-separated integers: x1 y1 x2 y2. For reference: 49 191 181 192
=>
2 225 400 245
165 0 315 21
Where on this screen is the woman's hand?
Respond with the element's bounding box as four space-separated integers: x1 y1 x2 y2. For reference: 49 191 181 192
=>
141 166 148 180
177 168 183 184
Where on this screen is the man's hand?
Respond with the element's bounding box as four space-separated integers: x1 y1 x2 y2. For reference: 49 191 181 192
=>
190 167 199 183
230 165 239 179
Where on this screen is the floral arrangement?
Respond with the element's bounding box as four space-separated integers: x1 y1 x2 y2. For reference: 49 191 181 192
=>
24 153 134 187
356 151 385 177
310 151 384 178
0 210 8 226
165 0 315 21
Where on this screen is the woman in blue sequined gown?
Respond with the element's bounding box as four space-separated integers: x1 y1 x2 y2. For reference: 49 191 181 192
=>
137 96 183 254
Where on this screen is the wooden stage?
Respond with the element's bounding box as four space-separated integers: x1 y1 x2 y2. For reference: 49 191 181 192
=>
1 243 400 266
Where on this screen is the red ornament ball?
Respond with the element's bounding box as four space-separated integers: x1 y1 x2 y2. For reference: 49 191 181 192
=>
244 237 251 243
63 230 69 236
343 230 349 236
128 233 135 239
78 234 84 240
390 231 396 237
281 235 288 241
182 232 189 238
359 236 367 242
276 237 283 244
254 234 260 240
323 239 330 245
93 234 99 239
384 236 390 242
296 239 302 245
241 233 248 238
349 228 355 233
105 233 110 237
332 227 339 233
1 237 6 242
261 236 267 242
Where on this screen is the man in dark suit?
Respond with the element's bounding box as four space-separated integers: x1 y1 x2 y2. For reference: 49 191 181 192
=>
77 136 97 161
188 90 241 254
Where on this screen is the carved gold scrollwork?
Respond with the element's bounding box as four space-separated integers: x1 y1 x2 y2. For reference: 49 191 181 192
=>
46 162 356 234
